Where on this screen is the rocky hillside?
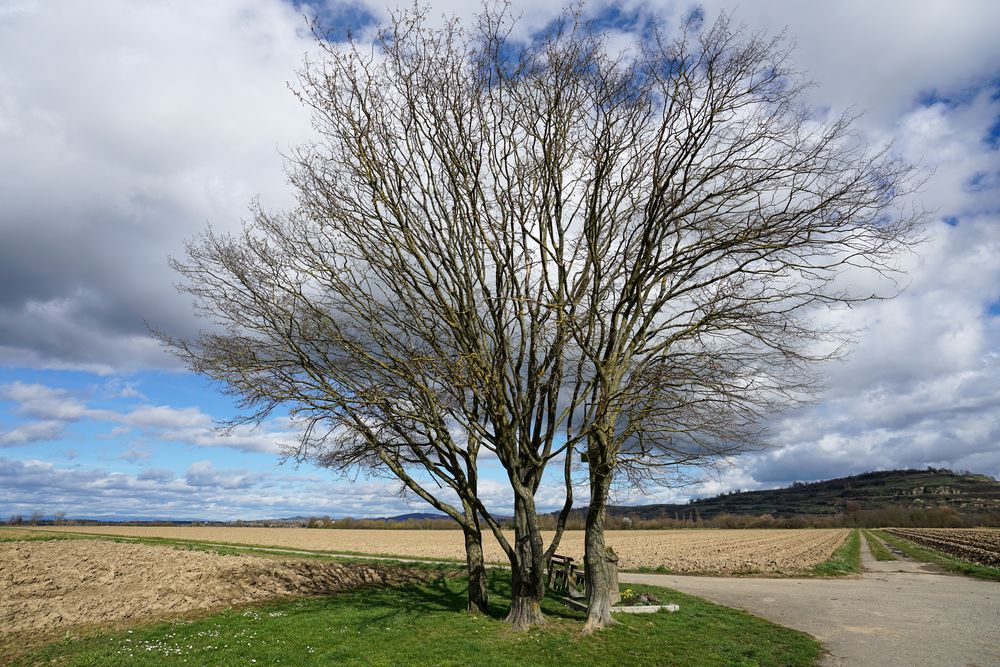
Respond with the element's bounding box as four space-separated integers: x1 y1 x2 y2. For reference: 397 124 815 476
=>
602 468 1000 520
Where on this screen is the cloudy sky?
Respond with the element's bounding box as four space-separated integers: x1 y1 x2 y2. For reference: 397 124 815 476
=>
1 0 998 521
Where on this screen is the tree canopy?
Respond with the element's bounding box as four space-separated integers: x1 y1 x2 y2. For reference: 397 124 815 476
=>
165 2 920 631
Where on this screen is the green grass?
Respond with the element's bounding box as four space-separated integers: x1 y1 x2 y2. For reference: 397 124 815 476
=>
0 529 74 542
807 529 860 576
13 570 821 667
872 530 1000 582
861 530 896 561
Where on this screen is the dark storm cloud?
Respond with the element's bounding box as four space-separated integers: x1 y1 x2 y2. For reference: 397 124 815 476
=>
0 1 318 372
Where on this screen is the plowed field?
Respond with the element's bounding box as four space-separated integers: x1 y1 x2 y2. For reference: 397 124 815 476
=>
0 539 436 636
27 526 850 573
882 528 1000 567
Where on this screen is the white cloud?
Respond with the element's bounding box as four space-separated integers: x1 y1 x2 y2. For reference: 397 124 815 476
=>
137 468 174 482
0 382 90 421
185 460 260 489
101 380 146 400
0 419 65 447
160 422 294 455
679 0 1000 123
0 455 443 521
0 380 299 455
121 405 212 430
118 446 151 463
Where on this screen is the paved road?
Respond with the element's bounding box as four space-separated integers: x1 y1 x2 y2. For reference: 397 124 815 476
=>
621 533 1000 666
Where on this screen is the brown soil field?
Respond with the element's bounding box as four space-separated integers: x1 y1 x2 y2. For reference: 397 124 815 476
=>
883 527 1000 567
0 539 438 638
28 526 850 573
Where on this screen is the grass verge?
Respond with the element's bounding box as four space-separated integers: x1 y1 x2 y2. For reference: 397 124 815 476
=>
12 570 822 667
807 529 860 576
872 530 1000 582
861 530 896 561
0 529 76 542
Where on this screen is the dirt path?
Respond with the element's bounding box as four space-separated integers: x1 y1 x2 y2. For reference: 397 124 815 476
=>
621 533 1000 666
859 531 944 575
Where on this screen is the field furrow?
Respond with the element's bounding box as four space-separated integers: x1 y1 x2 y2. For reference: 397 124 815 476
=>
21 526 850 573
883 528 1000 567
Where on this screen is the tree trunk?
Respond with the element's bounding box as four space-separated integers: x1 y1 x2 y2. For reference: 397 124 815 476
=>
505 492 547 630
463 526 489 614
583 454 620 633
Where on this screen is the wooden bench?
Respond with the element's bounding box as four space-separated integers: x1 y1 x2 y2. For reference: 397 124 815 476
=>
547 553 586 597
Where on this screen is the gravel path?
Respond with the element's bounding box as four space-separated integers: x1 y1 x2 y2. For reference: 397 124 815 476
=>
621 533 1000 666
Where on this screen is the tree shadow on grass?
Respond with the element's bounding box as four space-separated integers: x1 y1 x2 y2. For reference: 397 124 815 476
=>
299 567 583 629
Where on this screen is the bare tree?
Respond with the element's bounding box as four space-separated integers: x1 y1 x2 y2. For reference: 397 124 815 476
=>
167 223 499 612
561 16 922 630
166 5 597 627
165 2 919 633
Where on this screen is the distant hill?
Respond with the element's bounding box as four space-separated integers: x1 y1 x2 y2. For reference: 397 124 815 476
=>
373 512 450 522
259 513 453 525
587 469 1000 521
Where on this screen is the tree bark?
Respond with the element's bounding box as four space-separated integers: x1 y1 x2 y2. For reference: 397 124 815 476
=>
583 447 620 633
505 492 547 630
463 525 489 614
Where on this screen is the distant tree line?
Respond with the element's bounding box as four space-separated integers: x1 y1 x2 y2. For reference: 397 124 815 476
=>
9 505 997 530
5 511 68 526
316 505 1000 530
